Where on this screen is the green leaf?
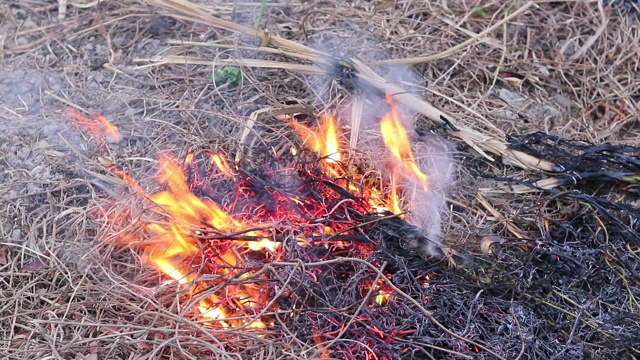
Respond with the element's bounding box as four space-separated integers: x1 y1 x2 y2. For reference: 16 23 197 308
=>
472 5 488 17
213 66 242 87
621 175 640 183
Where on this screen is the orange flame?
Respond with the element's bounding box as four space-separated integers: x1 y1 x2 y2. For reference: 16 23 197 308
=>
63 108 121 144
210 152 234 176
289 113 342 177
112 154 277 327
289 113 340 161
288 106 421 216
152 155 278 252
379 95 428 191
105 96 431 330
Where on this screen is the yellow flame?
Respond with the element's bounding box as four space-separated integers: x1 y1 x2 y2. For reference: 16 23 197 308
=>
389 172 402 215
210 153 234 176
110 96 431 329
289 113 342 177
376 291 390 306
379 94 429 192
324 114 341 163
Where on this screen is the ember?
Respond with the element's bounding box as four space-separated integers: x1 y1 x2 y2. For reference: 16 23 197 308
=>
63 108 121 144
102 95 444 357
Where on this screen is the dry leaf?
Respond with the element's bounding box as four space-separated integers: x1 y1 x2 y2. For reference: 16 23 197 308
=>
480 236 506 254
74 341 99 360
504 77 524 88
0 246 8 266
19 257 48 272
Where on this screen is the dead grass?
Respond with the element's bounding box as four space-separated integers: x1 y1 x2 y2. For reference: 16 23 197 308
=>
1 0 639 359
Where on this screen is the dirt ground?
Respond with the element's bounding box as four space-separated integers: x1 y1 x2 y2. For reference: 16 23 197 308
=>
1 1 639 359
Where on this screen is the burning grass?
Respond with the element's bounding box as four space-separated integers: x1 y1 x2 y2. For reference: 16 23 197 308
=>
1 0 639 359
94 100 453 355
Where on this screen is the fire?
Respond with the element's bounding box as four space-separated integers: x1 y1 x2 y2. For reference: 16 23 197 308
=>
209 151 234 176
63 108 121 144
152 155 243 232
289 113 341 162
388 172 402 215
114 154 277 327
288 96 429 215
370 279 392 306
289 113 342 177
288 111 403 214
95 94 432 342
324 115 341 163
379 94 429 191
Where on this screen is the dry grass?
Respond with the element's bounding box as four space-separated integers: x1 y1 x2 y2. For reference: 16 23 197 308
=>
1 0 639 359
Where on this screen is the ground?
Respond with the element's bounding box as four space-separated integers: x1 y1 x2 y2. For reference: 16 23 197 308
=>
1 1 639 359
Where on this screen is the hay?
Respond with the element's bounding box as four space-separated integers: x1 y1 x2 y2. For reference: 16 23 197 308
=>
1 0 639 359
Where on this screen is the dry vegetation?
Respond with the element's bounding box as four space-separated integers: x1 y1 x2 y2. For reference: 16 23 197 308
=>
1 0 639 359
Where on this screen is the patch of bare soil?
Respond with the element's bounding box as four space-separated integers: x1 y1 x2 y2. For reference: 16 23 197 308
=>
1 1 638 359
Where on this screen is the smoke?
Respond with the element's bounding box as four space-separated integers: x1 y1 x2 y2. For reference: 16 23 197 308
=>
409 140 454 256
231 4 455 256
356 64 454 256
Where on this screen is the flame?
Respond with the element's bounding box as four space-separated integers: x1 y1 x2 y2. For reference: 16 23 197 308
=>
287 99 430 217
389 172 402 215
101 95 431 332
63 108 121 144
111 154 277 327
289 113 342 177
95 114 121 142
373 280 391 306
289 114 402 216
323 115 341 163
209 152 234 176
289 113 340 161
379 94 428 191
152 155 279 253
376 291 390 306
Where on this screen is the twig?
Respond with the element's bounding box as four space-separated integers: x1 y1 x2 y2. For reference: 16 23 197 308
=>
511 308 526 360
143 0 560 172
44 90 88 113
309 262 388 359
369 2 536 65
273 258 508 360
550 309 583 360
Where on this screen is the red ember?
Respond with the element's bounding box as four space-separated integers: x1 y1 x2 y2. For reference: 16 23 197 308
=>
90 95 435 358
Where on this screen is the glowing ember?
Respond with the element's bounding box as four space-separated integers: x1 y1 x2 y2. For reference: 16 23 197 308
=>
63 108 121 144
94 94 435 356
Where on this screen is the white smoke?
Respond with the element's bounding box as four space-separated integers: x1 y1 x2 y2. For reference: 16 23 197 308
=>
355 64 454 256
409 140 453 256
